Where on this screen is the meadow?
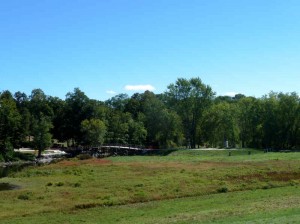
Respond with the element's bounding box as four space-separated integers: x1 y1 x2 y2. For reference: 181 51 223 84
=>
1 149 300 223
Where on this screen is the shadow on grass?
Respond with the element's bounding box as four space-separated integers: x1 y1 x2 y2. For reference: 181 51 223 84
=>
143 149 178 156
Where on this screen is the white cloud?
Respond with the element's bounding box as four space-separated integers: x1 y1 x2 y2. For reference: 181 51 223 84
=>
124 85 156 91
106 90 117 95
224 92 239 97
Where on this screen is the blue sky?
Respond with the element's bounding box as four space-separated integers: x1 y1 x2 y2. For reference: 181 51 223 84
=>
1 0 300 100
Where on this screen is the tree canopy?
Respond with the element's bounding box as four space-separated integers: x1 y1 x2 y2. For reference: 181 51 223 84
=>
0 77 299 161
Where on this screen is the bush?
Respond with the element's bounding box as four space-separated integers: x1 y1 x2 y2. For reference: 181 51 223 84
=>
74 183 81 188
75 203 100 209
103 200 115 206
14 152 36 161
77 154 92 160
55 182 64 187
217 186 228 193
18 194 29 200
18 193 31 200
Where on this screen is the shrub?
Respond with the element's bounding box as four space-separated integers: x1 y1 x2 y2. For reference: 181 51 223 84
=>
132 191 148 202
74 183 81 188
262 182 276 189
55 182 64 187
18 194 30 200
14 152 36 161
217 186 228 193
77 154 92 160
75 203 100 209
103 200 115 206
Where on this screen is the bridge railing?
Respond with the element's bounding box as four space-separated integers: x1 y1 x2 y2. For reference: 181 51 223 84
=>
100 144 145 150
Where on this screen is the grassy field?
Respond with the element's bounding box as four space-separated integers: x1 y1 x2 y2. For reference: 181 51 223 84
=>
1 149 300 223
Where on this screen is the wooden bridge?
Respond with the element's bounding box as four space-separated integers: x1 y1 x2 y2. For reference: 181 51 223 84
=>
101 144 144 150
87 144 147 157
62 144 149 158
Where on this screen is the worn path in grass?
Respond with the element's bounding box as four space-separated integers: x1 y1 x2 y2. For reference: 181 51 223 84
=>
1 149 300 223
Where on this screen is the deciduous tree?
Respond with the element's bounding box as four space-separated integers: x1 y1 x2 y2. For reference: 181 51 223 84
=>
81 119 107 147
165 77 214 148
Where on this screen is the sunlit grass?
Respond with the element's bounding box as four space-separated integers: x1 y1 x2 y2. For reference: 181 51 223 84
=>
1 149 300 223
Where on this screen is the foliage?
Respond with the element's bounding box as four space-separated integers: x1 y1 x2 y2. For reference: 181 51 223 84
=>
63 88 90 145
0 78 299 157
165 77 215 148
261 92 300 149
143 92 183 148
81 118 106 147
32 115 53 158
105 93 129 111
0 91 22 160
236 97 263 148
202 102 239 148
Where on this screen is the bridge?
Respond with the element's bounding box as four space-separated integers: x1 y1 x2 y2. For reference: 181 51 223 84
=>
101 144 144 151
86 144 147 157
62 144 150 157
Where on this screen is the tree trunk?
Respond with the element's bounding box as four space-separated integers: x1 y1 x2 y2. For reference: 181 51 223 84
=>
37 148 42 158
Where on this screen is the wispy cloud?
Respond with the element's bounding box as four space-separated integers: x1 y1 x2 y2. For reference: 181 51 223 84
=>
106 90 117 95
224 92 239 97
124 85 156 91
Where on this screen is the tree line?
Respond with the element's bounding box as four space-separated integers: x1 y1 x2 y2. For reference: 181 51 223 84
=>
0 77 299 161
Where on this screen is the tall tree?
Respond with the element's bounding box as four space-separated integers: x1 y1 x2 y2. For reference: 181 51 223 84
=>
0 91 21 160
124 93 144 119
64 88 90 145
260 92 300 149
276 92 299 149
202 102 239 148
48 96 66 142
237 97 263 148
143 92 183 148
105 94 129 112
29 89 53 118
165 77 214 148
81 119 107 147
32 115 53 158
14 91 31 145
105 110 131 144
127 117 147 146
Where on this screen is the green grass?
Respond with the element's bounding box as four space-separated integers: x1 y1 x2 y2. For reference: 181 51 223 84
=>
1 149 300 223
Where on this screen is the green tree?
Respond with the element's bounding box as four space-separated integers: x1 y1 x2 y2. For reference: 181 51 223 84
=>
202 102 239 148
29 89 53 118
165 77 214 148
0 91 22 160
105 110 131 144
105 94 129 112
260 92 300 149
143 92 183 148
81 119 107 147
124 92 146 119
64 88 90 145
276 92 300 149
85 99 107 121
32 115 53 158
47 96 66 142
237 97 263 148
14 91 31 146
128 118 147 146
